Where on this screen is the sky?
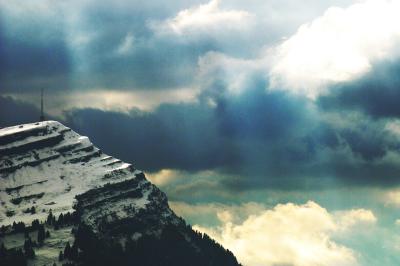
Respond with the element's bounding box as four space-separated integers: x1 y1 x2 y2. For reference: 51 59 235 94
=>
1 0 400 265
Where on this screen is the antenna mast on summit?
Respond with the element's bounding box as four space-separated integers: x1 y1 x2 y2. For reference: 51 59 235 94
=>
40 88 45 121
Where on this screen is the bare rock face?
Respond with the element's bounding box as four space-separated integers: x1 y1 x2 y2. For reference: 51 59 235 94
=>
0 121 241 266
74 173 183 237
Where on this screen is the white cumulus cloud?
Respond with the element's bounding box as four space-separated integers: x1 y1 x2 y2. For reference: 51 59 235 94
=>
335 209 377 229
151 0 253 36
383 189 400 207
192 201 377 266
269 0 400 99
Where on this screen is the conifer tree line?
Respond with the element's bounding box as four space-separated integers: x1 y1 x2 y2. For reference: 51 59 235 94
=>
68 222 241 266
0 210 78 237
1 209 241 266
0 210 79 266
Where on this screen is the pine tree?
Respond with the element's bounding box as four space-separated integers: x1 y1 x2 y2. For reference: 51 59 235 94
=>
24 240 35 259
37 225 45 245
0 225 6 235
31 219 40 230
71 242 79 260
59 251 64 261
64 242 71 259
47 209 53 225
58 213 64 226
23 238 31 251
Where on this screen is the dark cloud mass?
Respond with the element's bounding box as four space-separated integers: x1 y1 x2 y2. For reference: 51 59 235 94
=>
318 62 400 118
0 0 260 92
63 103 237 172
0 96 42 125
0 6 72 91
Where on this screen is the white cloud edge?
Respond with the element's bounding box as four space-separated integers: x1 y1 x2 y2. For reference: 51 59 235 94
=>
268 0 400 99
149 0 254 36
172 200 376 266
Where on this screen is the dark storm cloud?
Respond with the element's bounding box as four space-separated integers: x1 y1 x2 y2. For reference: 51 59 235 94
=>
0 96 61 127
340 127 388 161
214 83 306 140
0 10 71 91
86 39 214 90
69 0 215 90
0 0 255 93
0 0 201 92
63 103 238 172
0 96 41 127
318 62 400 119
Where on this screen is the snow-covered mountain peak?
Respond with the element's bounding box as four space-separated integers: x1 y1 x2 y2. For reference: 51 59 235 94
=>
0 121 241 266
0 120 144 226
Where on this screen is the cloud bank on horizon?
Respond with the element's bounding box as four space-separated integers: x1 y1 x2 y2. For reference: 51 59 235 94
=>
2 1 400 265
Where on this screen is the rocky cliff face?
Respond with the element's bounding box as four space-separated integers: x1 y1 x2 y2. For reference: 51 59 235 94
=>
74 173 182 237
0 121 241 266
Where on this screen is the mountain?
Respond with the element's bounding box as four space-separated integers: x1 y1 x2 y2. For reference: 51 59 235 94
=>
0 121 240 266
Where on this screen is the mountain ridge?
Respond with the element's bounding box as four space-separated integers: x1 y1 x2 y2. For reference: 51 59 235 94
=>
0 121 241 266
